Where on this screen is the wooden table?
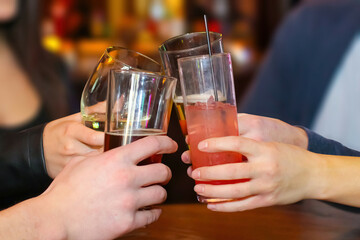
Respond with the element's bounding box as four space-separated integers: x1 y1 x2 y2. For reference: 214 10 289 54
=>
122 200 360 240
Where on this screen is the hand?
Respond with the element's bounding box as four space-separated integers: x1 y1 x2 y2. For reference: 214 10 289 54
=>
24 136 178 240
43 113 104 178
237 113 308 148
187 136 321 212
181 114 308 168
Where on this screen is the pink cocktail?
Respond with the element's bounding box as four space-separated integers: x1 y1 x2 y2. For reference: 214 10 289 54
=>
186 99 244 185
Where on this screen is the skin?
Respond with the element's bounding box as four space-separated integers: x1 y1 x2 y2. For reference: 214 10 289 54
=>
0 0 40 128
0 0 17 21
0 136 178 240
43 113 104 178
181 114 360 212
236 113 308 149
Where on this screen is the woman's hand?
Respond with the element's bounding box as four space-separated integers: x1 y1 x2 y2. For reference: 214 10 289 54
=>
43 113 104 178
182 136 323 212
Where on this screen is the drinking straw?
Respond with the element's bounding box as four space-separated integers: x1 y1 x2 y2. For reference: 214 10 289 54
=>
204 15 219 102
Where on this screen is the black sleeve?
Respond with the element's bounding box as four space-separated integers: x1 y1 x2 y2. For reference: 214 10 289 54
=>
0 124 52 209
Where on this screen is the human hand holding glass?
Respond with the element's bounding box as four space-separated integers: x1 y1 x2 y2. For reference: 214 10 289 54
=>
178 53 247 203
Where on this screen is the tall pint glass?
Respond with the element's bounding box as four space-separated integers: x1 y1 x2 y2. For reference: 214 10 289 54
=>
178 53 246 203
104 69 176 165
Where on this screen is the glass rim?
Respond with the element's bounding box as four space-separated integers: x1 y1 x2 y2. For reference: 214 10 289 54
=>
105 46 163 72
110 68 177 83
158 32 223 54
177 52 230 64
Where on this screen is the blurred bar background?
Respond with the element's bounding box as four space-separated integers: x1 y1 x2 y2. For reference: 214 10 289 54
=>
40 0 301 104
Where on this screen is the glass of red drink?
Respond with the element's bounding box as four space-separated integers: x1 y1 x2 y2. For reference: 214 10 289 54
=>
178 53 245 203
159 32 224 137
104 69 176 165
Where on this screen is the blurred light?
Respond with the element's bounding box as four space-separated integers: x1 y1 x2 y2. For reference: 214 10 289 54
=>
229 42 252 65
42 35 62 53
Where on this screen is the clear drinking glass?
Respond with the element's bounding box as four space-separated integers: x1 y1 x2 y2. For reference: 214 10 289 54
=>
159 32 223 136
178 53 246 203
104 69 176 165
81 46 163 131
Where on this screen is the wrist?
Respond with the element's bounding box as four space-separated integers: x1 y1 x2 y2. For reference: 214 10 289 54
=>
303 152 329 200
23 195 67 240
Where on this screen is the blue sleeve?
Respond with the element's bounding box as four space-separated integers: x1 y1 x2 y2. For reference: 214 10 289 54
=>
301 127 360 156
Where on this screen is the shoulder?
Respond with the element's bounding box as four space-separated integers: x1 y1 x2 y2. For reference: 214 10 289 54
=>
286 0 360 26
271 0 360 49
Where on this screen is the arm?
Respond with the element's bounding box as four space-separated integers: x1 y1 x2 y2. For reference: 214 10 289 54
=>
0 113 104 205
0 124 51 199
0 136 177 239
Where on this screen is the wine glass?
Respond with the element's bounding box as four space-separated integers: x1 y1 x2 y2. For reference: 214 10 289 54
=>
81 46 163 131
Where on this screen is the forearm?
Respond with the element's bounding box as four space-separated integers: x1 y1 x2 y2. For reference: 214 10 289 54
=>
309 154 360 207
0 197 65 240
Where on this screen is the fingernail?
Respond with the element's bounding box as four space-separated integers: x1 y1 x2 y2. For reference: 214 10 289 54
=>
198 141 208 150
192 170 200 179
182 153 189 162
207 204 216 210
194 185 204 193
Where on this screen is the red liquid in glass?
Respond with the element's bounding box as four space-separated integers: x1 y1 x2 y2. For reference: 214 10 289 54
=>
104 129 165 165
185 101 246 185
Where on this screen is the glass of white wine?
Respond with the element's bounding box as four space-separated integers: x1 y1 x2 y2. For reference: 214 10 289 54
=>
81 46 163 131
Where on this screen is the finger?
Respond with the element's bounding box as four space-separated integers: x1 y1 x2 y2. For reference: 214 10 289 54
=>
181 151 191 164
110 136 178 165
194 178 267 199
207 195 270 212
132 208 162 230
198 136 261 157
70 123 105 146
136 185 167 208
187 166 193 178
136 163 172 187
191 162 253 181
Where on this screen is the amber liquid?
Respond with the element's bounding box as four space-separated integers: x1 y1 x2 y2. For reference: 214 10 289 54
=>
104 129 166 165
173 97 187 136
